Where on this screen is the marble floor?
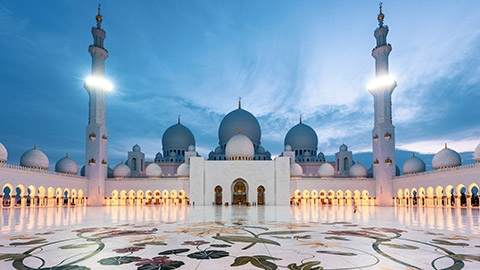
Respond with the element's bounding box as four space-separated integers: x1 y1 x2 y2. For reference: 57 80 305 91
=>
1 205 480 269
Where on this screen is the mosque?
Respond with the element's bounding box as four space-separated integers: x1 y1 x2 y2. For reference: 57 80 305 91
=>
1 5 480 208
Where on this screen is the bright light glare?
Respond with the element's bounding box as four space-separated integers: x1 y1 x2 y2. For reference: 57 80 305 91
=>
85 76 114 92
367 75 396 90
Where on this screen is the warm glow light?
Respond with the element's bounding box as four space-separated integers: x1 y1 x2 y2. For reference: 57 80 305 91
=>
367 75 396 90
85 76 113 92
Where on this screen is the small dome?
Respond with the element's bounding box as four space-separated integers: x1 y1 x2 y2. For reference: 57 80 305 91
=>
403 153 426 174
225 133 255 160
317 162 334 177
304 151 311 157
107 167 114 178
219 108 261 147
20 145 49 170
188 145 195 152
284 123 318 151
339 144 348 152
257 145 265 154
133 144 141 152
284 144 292 151
317 152 325 159
81 165 85 176
55 154 78 175
0 141 7 163
474 143 480 162
432 145 461 169
155 152 163 159
146 162 162 177
208 151 214 159
265 151 271 159
214 146 223 154
367 166 374 178
177 163 189 176
290 163 303 176
349 161 367 177
162 123 195 151
113 162 131 177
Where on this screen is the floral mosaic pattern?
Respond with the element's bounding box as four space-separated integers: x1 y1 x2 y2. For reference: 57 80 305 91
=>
1 215 480 269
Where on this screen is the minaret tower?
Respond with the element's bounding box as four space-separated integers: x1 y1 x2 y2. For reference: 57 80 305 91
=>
369 3 397 206
85 5 111 206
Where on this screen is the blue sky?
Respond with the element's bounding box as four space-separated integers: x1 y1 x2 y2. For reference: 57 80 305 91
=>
1 1 480 171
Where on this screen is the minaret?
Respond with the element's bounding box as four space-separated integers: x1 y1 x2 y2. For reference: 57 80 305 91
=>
85 5 111 206
369 3 397 206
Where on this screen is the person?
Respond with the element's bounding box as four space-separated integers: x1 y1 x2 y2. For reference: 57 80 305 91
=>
353 203 359 213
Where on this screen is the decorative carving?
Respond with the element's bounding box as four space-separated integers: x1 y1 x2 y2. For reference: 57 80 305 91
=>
101 159 107 165
89 158 96 165
89 133 97 141
102 135 108 140
384 132 391 140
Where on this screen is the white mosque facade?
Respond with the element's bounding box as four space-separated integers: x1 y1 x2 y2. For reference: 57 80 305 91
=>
1 6 480 208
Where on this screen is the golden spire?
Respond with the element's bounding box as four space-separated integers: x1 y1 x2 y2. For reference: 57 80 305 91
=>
96 4 103 26
238 97 241 109
412 152 415 158
34 144 37 150
66 153 69 158
238 127 241 134
444 143 448 149
121 160 124 164
178 115 181 125
377 2 384 26
299 114 302 124
357 160 360 164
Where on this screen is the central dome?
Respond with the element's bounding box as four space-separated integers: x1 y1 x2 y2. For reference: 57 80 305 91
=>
225 133 255 160
284 123 318 150
162 123 195 151
219 108 261 146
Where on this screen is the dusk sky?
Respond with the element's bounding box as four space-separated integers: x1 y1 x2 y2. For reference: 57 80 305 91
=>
1 1 480 171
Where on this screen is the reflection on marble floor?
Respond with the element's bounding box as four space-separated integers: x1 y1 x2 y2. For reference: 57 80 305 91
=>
1 205 479 269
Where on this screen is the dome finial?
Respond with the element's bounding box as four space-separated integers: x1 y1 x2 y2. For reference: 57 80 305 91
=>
34 144 37 150
377 2 384 27
357 160 360 164
412 152 415 157
178 115 181 125
96 4 103 27
238 97 241 109
66 153 69 158
445 143 448 149
238 127 241 134
299 114 302 124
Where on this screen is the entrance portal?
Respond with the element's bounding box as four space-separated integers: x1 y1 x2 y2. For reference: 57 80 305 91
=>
232 179 248 204
215 186 223 205
257 186 265 205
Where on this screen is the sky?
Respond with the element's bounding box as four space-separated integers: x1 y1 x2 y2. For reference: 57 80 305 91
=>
1 0 480 172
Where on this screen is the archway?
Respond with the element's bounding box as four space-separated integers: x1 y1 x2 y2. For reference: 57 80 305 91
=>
468 183 479 207
215 186 223 205
257 186 265 205
232 179 248 205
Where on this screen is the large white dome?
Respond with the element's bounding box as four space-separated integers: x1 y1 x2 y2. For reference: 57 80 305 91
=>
146 162 162 177
290 162 303 176
55 154 78 175
403 153 426 174
0 141 7 163
225 133 255 160
20 145 49 170
113 162 131 177
474 143 480 163
219 108 261 147
177 163 189 176
284 123 318 151
432 145 461 169
317 162 334 177
162 123 195 151
349 162 367 177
